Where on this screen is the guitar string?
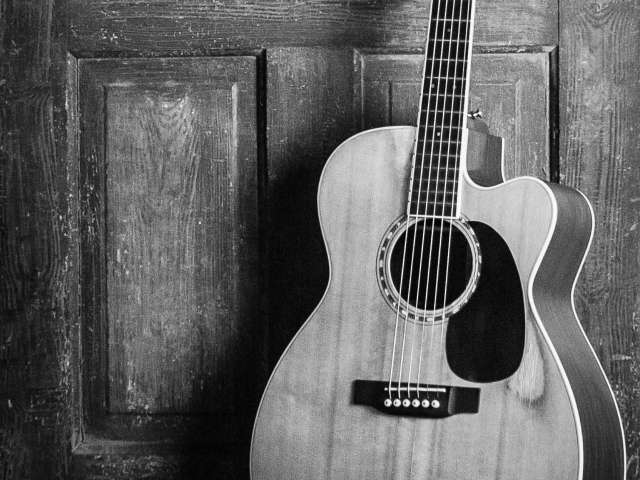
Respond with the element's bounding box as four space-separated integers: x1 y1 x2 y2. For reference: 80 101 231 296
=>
385 0 440 399
416 2 455 398
408 1 466 469
437 0 473 382
421 0 461 394
402 0 451 401
414 0 464 400
435 0 471 362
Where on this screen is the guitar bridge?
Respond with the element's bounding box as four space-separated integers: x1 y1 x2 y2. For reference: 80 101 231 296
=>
352 380 480 418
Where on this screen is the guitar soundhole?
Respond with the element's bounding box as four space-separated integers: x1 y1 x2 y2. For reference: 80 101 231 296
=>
378 217 481 322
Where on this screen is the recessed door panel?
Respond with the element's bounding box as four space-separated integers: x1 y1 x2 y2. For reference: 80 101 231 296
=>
77 56 263 446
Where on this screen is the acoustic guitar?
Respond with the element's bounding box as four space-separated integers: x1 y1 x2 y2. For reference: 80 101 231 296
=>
251 0 626 478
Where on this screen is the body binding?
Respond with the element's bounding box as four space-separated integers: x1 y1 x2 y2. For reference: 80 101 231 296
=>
250 126 625 480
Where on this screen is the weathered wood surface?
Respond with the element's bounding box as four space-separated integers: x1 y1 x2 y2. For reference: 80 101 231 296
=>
0 0 73 479
559 2 640 478
73 56 264 454
67 0 557 54
2 0 638 478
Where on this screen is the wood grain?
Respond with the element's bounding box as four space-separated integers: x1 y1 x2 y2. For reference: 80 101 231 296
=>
0 0 72 477
66 0 557 55
105 86 237 414
251 126 620 479
76 56 264 443
559 2 640 477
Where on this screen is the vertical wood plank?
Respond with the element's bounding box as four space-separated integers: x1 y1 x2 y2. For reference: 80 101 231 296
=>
266 48 355 363
0 0 73 478
559 3 640 477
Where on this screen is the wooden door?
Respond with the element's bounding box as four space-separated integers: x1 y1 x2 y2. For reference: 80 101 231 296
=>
4 1 634 479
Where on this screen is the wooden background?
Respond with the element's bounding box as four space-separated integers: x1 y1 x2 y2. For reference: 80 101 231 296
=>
1 0 639 478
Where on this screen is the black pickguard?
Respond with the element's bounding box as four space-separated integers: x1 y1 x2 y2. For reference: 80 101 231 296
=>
446 221 526 383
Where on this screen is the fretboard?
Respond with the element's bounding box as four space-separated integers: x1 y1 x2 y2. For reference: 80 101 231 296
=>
409 0 474 218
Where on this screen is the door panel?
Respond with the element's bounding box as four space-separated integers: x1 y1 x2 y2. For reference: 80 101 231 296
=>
355 49 557 179
74 56 264 452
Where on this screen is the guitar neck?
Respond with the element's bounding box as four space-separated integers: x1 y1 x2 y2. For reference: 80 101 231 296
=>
409 0 475 218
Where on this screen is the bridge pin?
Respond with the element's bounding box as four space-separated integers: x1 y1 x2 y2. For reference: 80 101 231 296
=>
412 399 420 408
431 400 441 409
421 399 430 408
384 398 392 407
393 399 402 407
402 399 411 407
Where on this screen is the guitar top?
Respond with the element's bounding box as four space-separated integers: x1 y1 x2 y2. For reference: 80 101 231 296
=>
251 0 626 478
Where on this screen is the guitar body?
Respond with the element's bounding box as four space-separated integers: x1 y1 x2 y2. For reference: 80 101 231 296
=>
250 126 626 479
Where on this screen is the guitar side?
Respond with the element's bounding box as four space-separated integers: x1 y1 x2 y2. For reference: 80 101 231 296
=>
250 126 625 480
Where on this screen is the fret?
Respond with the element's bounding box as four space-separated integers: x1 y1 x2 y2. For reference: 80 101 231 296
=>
417 126 463 136
415 150 461 160
411 162 460 172
413 160 460 167
411 171 459 182
416 135 462 146
412 166 460 176
405 0 473 218
429 0 471 18
426 45 470 58
422 90 465 106
419 110 463 125
416 127 462 137
416 133 463 144
412 179 458 188
411 201 457 211
413 169 459 178
408 214 457 220
420 95 464 113
421 104 464 116
431 15 469 21
422 79 466 98
428 35 467 52
421 93 466 100
412 172 460 184
425 59 469 78
409 204 456 218
431 38 469 43
422 85 466 101
410 192 458 200
416 139 461 150
428 76 466 81
418 126 462 138
428 20 468 40
421 124 462 129
427 58 468 63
